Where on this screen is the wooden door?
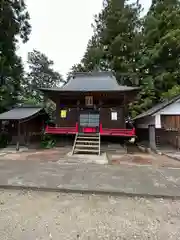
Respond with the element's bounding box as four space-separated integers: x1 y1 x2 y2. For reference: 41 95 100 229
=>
79 110 100 133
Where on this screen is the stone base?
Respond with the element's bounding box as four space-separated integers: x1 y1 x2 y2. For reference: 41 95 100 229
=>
62 152 109 165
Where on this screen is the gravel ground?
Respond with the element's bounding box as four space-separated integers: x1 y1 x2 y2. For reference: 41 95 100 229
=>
0 190 180 239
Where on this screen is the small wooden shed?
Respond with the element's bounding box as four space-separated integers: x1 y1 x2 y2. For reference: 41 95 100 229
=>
0 105 49 150
134 95 180 150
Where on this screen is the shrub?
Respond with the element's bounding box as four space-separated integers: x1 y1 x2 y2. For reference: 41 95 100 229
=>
41 134 56 149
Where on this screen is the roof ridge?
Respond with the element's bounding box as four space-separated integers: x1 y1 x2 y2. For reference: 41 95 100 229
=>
0 107 44 120
73 71 113 78
39 71 140 92
134 94 180 120
15 104 43 109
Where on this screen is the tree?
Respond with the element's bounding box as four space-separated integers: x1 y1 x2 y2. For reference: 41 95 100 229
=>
0 0 31 112
97 0 142 85
131 0 180 116
81 34 109 72
69 0 180 117
67 63 85 80
67 34 107 79
23 50 65 117
24 49 65 103
71 0 142 86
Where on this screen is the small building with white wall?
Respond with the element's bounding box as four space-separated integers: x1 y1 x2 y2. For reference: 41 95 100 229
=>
134 95 180 150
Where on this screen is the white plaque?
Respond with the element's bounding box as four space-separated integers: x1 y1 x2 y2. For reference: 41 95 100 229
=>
111 112 117 120
85 96 93 106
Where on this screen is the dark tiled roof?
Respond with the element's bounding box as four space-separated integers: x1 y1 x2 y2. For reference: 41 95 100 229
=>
134 95 180 120
0 107 43 120
40 72 139 92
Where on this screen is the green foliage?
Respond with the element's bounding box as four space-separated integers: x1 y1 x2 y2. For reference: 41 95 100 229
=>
70 0 180 117
23 49 65 104
41 134 56 149
22 96 41 106
132 0 180 115
45 100 56 119
69 0 142 86
0 0 31 112
2 0 180 120
161 85 180 100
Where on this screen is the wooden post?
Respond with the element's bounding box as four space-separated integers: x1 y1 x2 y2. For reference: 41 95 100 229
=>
123 94 127 128
56 98 60 127
99 99 102 132
26 122 30 146
77 100 80 133
16 121 20 151
149 124 156 150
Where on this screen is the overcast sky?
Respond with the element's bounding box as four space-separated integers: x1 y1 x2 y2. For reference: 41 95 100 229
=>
17 0 151 78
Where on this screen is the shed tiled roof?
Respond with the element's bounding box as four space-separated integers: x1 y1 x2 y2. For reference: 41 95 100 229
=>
40 72 139 92
134 95 180 120
0 107 43 120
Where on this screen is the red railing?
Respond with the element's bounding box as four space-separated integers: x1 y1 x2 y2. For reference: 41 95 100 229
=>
45 123 135 137
99 123 135 136
45 125 77 135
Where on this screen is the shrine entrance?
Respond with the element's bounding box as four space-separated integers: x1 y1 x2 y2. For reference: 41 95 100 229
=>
79 110 100 133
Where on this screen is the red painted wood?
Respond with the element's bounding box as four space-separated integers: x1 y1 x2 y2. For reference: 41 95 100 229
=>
83 127 96 133
45 125 77 135
100 128 135 136
100 123 103 133
45 124 135 137
76 122 78 132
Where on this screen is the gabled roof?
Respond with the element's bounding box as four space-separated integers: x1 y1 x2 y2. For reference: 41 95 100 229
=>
40 72 139 92
134 95 180 120
0 106 44 120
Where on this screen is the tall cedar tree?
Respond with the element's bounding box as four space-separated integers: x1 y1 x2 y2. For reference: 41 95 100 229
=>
0 0 31 112
69 0 142 87
131 0 180 116
95 0 142 85
70 0 180 117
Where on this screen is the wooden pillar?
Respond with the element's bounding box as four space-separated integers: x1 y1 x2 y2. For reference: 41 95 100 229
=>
123 94 127 128
56 98 60 127
149 124 156 150
99 99 103 129
25 122 30 146
76 100 80 132
123 94 126 115
16 121 20 151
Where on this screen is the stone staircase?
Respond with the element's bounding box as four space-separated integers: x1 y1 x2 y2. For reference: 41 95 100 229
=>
72 133 101 155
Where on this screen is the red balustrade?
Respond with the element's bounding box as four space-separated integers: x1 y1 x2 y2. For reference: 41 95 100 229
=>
45 125 77 135
44 123 135 137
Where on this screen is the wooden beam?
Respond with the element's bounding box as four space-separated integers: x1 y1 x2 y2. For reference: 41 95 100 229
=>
149 124 156 150
16 121 20 151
